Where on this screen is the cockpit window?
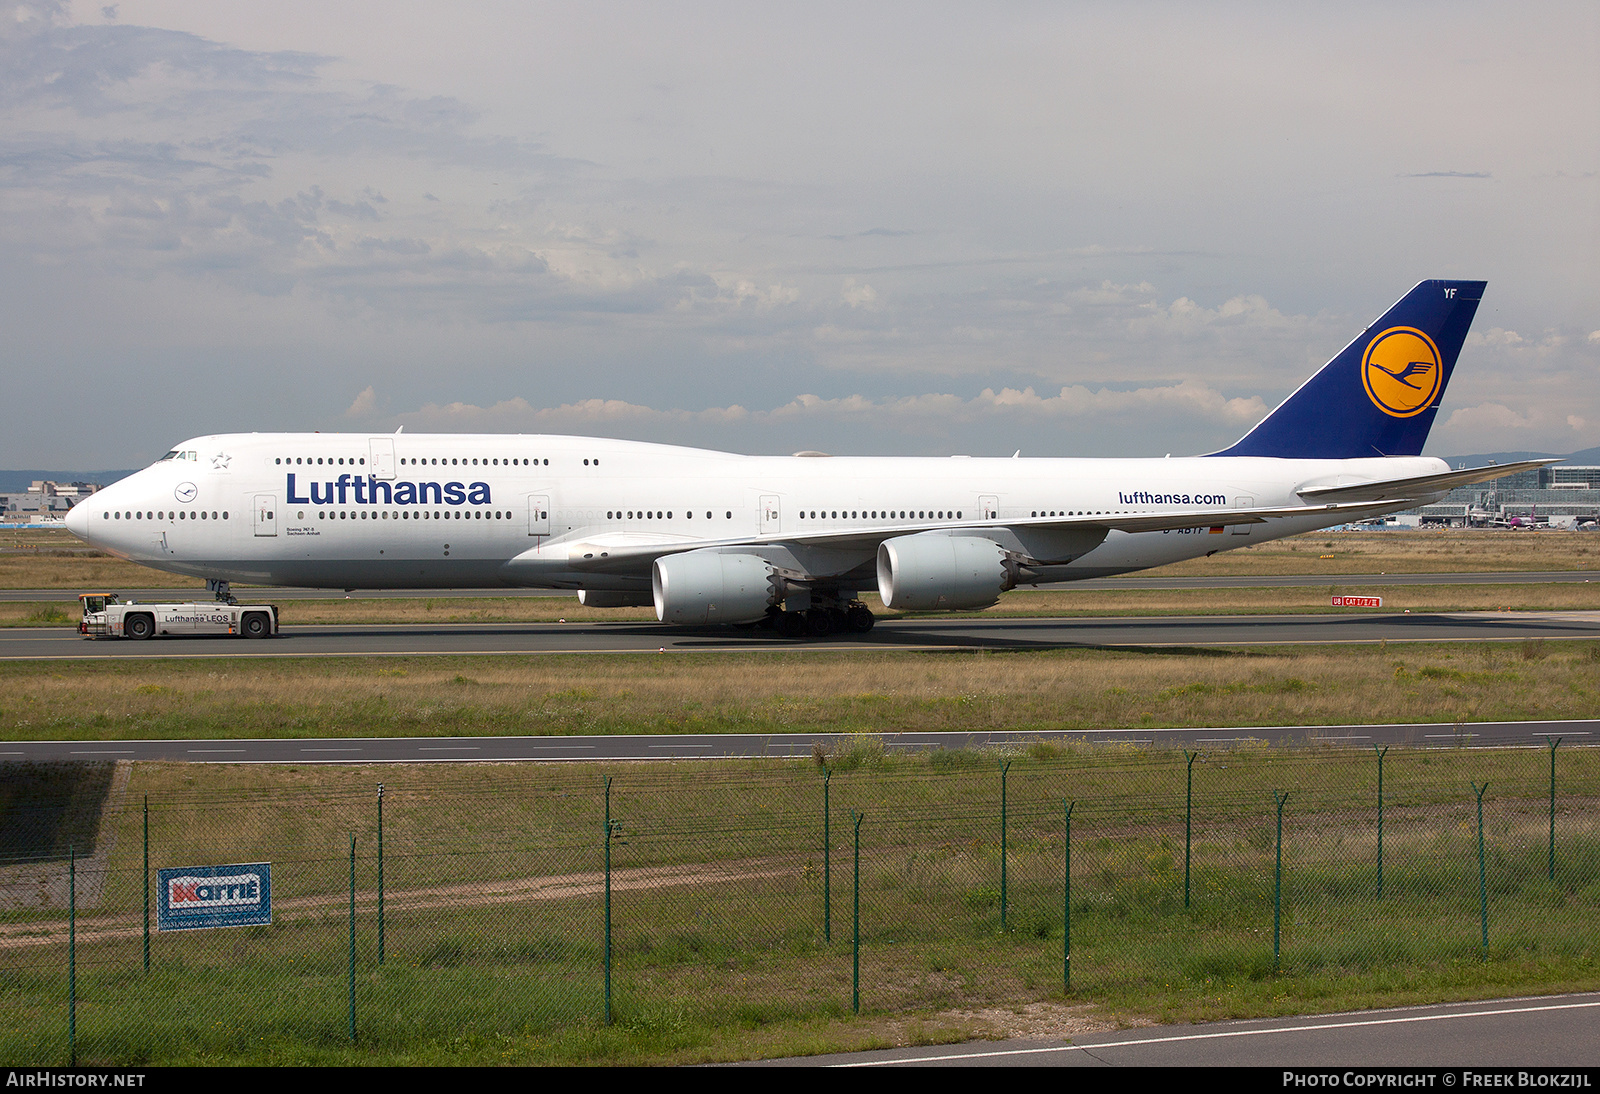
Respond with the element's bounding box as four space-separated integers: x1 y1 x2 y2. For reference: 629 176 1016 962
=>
160 451 179 461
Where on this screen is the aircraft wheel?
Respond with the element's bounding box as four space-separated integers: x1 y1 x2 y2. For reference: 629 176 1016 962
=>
776 611 808 639
846 604 876 633
806 609 834 637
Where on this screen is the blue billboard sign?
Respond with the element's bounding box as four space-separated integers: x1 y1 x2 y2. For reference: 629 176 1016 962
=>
157 862 272 931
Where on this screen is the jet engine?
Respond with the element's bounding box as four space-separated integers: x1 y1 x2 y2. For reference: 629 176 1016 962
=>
652 549 780 625
876 533 1013 611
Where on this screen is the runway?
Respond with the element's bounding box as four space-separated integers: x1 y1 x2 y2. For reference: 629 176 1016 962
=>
1 569 1595 601
3 608 1599 660
753 993 1600 1068
6 719 1592 764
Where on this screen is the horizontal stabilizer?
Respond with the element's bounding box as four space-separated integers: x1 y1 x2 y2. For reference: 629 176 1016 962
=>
1295 459 1562 504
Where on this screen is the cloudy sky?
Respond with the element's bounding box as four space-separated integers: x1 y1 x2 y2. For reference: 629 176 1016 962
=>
3 1 1596 467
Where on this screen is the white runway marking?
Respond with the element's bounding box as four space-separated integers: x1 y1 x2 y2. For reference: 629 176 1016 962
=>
840 996 1600 1066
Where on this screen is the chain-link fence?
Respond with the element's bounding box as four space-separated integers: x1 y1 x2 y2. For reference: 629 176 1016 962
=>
2 740 1596 1064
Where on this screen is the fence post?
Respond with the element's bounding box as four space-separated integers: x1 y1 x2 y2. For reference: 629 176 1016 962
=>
377 783 385 966
1272 790 1288 972
1063 799 1075 993
1546 737 1561 882
348 835 356 1043
999 760 1011 931
1472 781 1489 957
1184 750 1198 908
1374 746 1388 899
69 844 76 1068
823 767 831 944
852 809 863 1015
604 775 614 1026
142 795 150 973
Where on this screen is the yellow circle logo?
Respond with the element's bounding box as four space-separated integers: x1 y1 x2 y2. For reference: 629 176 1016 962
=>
1361 326 1442 418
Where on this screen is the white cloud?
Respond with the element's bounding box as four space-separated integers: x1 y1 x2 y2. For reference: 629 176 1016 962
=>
385 379 1268 454
343 384 378 418
1433 399 1597 454
1465 328 1569 354
1443 403 1540 432
841 278 877 308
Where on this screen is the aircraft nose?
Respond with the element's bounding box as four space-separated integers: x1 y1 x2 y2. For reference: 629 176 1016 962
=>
65 501 89 541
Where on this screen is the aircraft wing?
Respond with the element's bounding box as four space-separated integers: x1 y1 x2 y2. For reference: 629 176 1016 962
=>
559 499 1406 573
1294 459 1561 504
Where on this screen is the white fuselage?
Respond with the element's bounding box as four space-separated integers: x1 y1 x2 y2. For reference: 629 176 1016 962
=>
66 432 1447 596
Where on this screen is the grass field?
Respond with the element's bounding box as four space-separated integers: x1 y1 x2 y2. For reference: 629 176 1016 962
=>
3 747 1597 1065
2 640 1598 743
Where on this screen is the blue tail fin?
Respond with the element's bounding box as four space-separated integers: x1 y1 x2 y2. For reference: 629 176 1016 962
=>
1208 280 1485 459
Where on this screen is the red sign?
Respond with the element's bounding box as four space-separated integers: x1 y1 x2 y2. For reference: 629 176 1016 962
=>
1331 595 1382 607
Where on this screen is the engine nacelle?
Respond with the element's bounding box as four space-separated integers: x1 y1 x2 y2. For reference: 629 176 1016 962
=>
578 589 655 608
876 534 1012 611
652 549 780 625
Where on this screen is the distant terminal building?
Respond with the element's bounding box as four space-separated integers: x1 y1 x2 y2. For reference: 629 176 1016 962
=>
1409 465 1600 527
0 481 103 519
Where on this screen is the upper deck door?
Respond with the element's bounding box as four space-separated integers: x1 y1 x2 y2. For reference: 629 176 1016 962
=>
759 495 781 536
979 495 1000 521
254 495 278 537
369 438 397 480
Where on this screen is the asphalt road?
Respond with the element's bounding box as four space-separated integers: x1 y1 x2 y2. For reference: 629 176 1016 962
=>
747 993 1600 1067
2 570 1596 601
5 720 1593 764
4 609 1599 660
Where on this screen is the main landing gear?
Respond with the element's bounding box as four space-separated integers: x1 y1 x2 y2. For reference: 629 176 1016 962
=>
769 599 875 638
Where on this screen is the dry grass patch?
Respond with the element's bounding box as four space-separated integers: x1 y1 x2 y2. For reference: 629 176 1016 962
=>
1159 528 1600 576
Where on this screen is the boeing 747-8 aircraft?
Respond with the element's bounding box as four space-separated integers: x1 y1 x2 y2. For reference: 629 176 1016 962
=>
66 280 1552 636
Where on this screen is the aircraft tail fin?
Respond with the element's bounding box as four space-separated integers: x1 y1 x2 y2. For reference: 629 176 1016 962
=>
1208 280 1485 459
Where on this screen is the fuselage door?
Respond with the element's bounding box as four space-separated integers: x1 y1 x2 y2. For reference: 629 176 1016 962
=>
759 495 781 536
980 495 999 521
369 438 397 480
527 495 550 537
254 495 278 537
1232 495 1255 535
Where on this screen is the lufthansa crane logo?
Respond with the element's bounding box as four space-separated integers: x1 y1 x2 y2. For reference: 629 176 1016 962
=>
1361 326 1443 418
174 482 198 503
